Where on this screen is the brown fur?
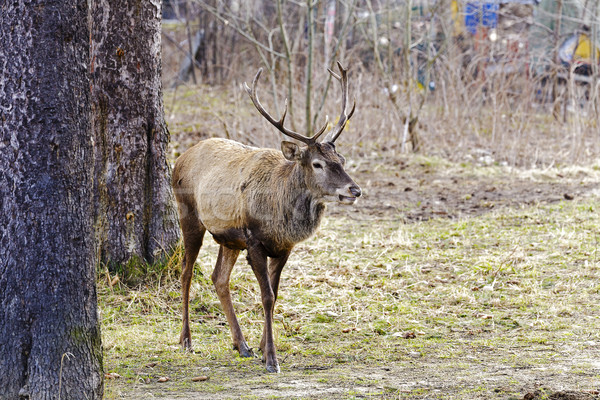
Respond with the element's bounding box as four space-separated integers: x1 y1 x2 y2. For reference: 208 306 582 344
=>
174 69 360 373
173 138 355 254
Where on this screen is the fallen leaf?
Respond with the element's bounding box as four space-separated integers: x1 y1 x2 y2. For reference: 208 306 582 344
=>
191 376 209 382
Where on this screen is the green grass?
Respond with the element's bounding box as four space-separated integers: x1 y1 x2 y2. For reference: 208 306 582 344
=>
101 194 600 398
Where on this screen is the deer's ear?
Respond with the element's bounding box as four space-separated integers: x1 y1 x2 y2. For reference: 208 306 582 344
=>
281 141 302 161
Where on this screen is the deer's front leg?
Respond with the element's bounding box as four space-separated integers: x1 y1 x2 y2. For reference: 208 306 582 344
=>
259 252 290 353
246 241 279 373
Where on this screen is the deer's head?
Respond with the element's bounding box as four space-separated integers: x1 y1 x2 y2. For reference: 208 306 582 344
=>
245 62 361 205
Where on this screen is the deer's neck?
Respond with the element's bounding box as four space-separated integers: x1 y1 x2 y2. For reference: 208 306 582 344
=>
245 160 326 254
278 162 326 242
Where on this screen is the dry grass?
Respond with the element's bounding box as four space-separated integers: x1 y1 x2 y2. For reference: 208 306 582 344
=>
163 71 600 175
101 156 600 398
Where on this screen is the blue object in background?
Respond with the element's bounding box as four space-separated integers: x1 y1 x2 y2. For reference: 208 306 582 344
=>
465 2 499 35
464 3 480 35
481 3 498 28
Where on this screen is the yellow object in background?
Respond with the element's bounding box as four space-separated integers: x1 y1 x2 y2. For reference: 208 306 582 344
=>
451 0 463 36
574 33 600 62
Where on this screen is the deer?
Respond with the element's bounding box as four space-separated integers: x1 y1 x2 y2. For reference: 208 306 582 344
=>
172 61 361 373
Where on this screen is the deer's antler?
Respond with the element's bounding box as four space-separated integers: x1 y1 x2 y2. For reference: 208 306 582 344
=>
244 69 328 145
323 61 356 143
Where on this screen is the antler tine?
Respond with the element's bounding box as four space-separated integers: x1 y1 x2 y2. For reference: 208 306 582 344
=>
329 98 356 143
324 61 355 143
327 68 341 81
245 69 314 145
311 115 329 141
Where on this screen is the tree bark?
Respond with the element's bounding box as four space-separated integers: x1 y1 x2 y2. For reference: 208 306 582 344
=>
0 1 103 399
91 0 180 272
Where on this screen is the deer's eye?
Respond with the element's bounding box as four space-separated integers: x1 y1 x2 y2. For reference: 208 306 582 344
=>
312 161 324 169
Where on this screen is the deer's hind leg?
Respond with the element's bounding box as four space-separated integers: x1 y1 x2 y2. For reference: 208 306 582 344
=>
212 245 254 358
179 207 206 350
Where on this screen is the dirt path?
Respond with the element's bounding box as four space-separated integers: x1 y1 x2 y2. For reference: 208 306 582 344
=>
331 154 599 221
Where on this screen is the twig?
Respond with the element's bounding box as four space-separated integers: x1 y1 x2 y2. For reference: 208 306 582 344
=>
58 352 75 400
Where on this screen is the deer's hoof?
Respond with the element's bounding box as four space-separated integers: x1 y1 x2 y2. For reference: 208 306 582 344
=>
237 342 255 358
180 337 192 352
266 362 280 373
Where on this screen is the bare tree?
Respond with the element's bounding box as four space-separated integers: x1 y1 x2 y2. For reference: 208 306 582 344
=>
0 1 103 398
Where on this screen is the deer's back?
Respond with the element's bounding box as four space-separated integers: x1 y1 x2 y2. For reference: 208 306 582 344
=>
173 138 285 235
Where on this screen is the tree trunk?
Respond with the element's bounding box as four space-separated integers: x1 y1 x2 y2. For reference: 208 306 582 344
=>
91 0 180 273
0 2 103 399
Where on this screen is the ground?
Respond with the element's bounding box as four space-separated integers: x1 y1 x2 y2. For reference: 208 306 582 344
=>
101 151 600 399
